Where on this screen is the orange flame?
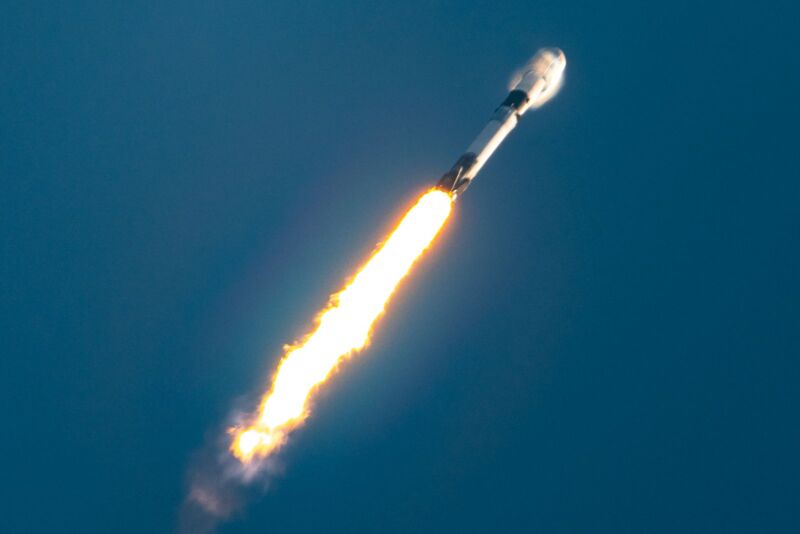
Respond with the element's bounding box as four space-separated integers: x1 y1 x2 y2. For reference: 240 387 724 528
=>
231 189 452 463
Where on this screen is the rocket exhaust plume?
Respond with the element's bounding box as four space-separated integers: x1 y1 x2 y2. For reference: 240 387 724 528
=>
231 189 452 464
181 189 451 532
182 47 564 531
227 48 565 464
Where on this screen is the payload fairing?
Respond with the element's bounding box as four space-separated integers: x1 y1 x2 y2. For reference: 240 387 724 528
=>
437 48 566 198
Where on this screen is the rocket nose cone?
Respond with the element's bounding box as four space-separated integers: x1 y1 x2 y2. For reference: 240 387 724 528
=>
508 47 567 109
546 47 566 65
532 47 566 78
553 48 566 70
527 47 567 108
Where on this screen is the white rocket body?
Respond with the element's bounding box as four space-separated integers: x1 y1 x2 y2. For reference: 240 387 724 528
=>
437 48 566 198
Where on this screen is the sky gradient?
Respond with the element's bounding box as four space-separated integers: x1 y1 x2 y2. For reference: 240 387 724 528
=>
2 1 798 532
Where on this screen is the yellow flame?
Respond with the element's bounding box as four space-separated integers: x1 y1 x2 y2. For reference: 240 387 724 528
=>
231 189 452 462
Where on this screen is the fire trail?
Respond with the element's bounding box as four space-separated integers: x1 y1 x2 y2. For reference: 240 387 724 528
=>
231 189 452 463
227 47 565 467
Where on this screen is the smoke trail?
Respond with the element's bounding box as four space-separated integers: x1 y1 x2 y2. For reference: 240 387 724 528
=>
178 421 283 533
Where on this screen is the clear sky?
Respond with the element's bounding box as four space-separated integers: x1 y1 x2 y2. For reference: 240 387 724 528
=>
2 1 798 532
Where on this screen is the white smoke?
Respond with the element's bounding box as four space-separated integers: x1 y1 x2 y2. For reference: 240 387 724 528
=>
178 413 285 533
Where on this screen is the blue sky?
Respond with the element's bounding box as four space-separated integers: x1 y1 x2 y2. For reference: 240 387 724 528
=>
1 1 798 532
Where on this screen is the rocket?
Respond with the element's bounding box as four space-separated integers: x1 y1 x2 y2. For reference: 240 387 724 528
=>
436 48 566 199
